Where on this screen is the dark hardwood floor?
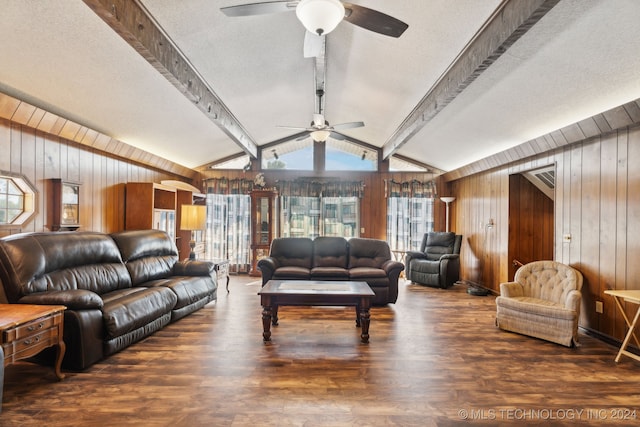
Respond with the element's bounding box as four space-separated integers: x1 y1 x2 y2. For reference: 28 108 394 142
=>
2 275 640 426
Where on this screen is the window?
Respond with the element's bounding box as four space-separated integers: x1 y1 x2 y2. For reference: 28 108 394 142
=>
0 172 36 227
386 197 434 251
280 195 360 238
262 139 314 170
326 140 377 171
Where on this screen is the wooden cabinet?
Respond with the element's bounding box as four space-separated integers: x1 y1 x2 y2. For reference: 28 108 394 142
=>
49 179 81 231
250 189 279 276
125 182 177 241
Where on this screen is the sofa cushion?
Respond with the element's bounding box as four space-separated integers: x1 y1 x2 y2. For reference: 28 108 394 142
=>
145 276 216 310
311 267 349 280
111 230 178 286
424 232 456 261
348 238 391 269
410 259 440 274
269 237 313 269
313 236 348 268
101 287 177 338
496 296 576 321
273 266 311 280
349 267 387 280
0 232 131 302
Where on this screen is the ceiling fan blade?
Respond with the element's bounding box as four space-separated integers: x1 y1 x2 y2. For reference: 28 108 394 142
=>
276 125 310 131
303 31 324 58
220 1 298 17
329 131 347 140
296 132 312 141
342 3 408 38
332 121 364 131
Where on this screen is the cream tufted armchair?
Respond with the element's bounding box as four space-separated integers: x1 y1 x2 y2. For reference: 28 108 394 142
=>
495 261 583 347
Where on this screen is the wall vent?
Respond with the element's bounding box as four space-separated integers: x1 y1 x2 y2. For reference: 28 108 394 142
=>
522 166 555 200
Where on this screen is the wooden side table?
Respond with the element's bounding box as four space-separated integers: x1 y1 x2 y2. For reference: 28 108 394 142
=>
210 259 230 292
604 290 640 363
0 304 66 380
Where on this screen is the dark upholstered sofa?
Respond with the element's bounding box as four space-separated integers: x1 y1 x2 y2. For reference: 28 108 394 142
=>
257 237 404 305
0 229 217 371
404 231 462 289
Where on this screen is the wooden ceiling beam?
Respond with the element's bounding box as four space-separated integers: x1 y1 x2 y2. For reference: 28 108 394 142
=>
82 0 258 159
381 0 561 160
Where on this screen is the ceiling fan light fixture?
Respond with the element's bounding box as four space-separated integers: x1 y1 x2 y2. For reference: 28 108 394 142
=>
296 0 345 36
310 129 331 142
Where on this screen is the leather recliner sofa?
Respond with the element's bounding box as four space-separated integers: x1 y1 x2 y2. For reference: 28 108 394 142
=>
257 236 404 305
0 229 217 371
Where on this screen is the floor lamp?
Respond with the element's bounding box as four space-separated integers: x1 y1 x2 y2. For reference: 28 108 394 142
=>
180 205 206 261
440 197 455 232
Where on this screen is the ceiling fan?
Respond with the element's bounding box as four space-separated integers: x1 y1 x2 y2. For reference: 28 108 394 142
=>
276 90 364 142
221 0 408 38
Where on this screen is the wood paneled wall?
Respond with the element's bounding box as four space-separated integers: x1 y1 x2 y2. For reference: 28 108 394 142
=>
0 118 187 236
449 124 640 342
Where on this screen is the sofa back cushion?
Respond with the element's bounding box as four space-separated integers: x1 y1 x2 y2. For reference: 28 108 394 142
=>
313 237 348 268
0 232 131 302
423 232 459 261
110 229 178 286
348 238 391 269
269 237 313 269
515 260 583 303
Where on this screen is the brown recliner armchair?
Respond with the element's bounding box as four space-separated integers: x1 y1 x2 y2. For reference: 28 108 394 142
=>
404 232 462 289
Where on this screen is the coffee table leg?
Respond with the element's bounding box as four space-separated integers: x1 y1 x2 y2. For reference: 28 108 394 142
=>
262 305 272 341
272 305 279 326
360 307 370 343
355 305 361 327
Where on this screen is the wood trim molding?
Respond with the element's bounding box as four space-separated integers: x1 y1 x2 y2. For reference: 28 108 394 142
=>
0 91 198 180
442 98 640 182
382 0 561 160
82 0 258 159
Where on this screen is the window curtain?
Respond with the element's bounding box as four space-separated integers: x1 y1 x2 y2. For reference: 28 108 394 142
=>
204 178 253 273
276 179 364 238
385 179 436 251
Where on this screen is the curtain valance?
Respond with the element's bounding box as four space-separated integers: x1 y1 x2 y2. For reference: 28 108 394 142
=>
204 177 254 195
276 179 364 198
385 179 437 198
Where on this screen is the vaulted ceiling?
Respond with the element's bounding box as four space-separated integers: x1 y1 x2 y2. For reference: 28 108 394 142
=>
1 0 639 176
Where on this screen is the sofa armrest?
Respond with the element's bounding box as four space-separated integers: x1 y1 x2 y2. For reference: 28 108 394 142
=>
564 289 582 311
405 251 426 260
173 260 215 276
257 257 278 284
439 253 459 261
382 259 405 276
499 282 523 298
18 289 103 310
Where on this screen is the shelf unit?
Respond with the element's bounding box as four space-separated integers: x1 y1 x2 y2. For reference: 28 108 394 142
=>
250 189 278 276
49 179 81 231
125 182 177 241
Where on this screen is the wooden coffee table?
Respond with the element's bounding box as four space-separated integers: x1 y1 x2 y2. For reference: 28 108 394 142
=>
258 280 375 343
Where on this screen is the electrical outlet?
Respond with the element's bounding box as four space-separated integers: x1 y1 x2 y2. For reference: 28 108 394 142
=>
563 233 572 242
595 301 603 314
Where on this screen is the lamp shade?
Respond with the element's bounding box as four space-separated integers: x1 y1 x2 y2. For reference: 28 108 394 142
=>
296 0 345 36
180 205 206 231
310 129 331 142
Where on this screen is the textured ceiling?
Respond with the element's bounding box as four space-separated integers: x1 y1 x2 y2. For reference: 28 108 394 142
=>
1 0 639 172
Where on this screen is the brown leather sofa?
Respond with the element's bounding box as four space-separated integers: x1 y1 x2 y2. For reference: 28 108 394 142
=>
257 236 404 305
0 229 217 371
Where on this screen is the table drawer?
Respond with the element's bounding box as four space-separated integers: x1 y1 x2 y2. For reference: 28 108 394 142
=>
3 326 60 363
2 312 62 342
